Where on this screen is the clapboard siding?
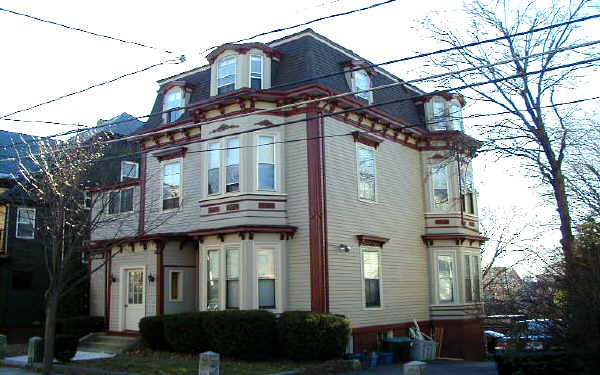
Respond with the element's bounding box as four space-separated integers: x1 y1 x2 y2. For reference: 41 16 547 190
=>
89 259 105 317
91 186 141 241
323 117 430 328
163 241 197 315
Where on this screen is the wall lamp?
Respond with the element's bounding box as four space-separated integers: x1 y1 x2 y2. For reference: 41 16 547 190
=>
337 244 352 253
148 273 155 283
110 274 118 283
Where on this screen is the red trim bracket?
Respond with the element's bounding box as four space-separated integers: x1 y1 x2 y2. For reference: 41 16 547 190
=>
356 234 389 248
153 146 187 161
352 131 383 148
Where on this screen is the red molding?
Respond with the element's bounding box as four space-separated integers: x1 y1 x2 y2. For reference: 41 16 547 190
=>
351 131 383 148
138 153 147 234
200 198 286 207
206 42 282 64
155 240 165 316
352 319 432 334
202 208 286 217
356 234 389 248
422 233 487 246
340 59 376 77
199 194 287 205
307 108 329 313
258 202 276 209
153 146 187 161
104 249 111 331
89 179 140 193
226 203 239 211
210 124 239 134
434 219 450 225
208 206 220 213
189 224 297 239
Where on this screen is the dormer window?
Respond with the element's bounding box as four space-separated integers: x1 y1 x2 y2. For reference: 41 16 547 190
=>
430 96 464 131
250 55 263 89
164 87 184 123
354 70 372 103
217 56 236 95
450 101 463 131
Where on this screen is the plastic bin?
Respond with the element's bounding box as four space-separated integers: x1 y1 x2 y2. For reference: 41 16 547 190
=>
367 353 378 368
384 337 413 363
410 339 438 361
377 352 394 365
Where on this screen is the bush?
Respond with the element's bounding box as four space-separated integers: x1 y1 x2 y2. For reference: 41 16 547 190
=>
163 313 211 353
41 334 79 362
139 316 170 351
278 311 351 361
494 351 577 375
56 316 104 338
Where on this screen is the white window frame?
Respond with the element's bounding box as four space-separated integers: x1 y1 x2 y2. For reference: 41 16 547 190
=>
16 207 36 239
217 56 236 95
249 55 264 90
360 246 383 310
256 133 278 192
207 141 222 196
120 161 139 181
201 243 243 311
434 251 457 305
164 87 184 123
206 137 241 197
353 70 373 103
356 144 377 202
225 246 241 309
431 165 450 211
449 100 464 131
254 244 282 313
464 253 481 303
161 159 183 212
168 270 184 302
107 188 134 215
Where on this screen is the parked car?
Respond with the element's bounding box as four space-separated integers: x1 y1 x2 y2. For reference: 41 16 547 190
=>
484 330 506 355
494 319 560 352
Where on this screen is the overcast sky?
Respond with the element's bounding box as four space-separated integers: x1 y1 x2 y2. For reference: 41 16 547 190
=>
1 0 598 276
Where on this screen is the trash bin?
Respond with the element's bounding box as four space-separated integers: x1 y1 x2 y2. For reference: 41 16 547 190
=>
384 337 413 363
410 339 438 361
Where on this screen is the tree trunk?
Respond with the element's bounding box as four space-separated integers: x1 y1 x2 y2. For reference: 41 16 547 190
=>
42 291 59 375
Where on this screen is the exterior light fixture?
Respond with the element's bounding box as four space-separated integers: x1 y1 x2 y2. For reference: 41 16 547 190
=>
148 273 155 283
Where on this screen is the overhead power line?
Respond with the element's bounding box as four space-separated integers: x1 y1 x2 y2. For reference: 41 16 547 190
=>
0 118 88 127
3 54 599 165
0 7 175 54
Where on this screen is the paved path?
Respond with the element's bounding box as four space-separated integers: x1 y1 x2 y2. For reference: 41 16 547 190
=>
341 360 497 375
0 368 42 375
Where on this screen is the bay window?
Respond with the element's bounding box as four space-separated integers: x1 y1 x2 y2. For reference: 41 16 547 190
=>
464 255 480 302
226 138 240 193
217 56 236 95
450 102 464 131
164 87 184 123
358 146 376 201
257 135 275 191
208 142 221 195
226 248 240 309
250 55 263 89
461 167 475 214
162 161 181 210
16 207 35 239
207 138 240 196
431 165 449 210
438 255 455 303
257 248 277 309
207 250 220 309
362 247 381 308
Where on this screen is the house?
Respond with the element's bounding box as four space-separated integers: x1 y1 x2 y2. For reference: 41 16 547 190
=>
483 266 523 301
87 29 485 359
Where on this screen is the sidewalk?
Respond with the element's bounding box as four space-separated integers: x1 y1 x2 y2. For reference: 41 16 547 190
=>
340 360 497 375
0 368 42 375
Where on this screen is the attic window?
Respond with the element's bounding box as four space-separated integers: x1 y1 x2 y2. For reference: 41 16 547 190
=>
164 87 184 123
353 70 372 103
218 56 236 95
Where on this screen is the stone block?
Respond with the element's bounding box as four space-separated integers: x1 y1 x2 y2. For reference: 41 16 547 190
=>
27 336 43 364
199 351 220 375
404 360 427 375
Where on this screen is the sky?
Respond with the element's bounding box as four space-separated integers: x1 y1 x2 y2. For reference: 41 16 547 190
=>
1 0 598 276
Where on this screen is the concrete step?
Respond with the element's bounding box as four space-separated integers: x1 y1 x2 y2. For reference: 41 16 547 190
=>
79 333 139 354
78 342 127 353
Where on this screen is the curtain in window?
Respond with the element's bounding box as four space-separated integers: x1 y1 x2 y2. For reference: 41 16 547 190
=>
226 138 240 192
208 142 221 195
258 136 275 190
358 147 375 201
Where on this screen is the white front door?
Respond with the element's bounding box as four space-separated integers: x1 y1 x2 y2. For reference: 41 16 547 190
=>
124 268 145 331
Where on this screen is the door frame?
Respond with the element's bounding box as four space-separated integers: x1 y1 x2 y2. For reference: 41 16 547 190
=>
119 265 147 331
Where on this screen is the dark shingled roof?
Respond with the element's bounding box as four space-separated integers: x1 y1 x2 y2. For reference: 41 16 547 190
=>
140 29 425 135
0 130 53 178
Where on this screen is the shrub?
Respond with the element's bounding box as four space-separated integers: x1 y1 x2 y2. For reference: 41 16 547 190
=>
139 316 170 351
494 351 577 375
56 316 104 338
278 311 351 360
204 310 276 360
41 334 79 362
163 313 212 353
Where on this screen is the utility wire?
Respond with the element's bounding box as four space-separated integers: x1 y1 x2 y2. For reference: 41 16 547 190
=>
0 118 87 127
3 10 597 140
0 7 174 54
3 54 599 165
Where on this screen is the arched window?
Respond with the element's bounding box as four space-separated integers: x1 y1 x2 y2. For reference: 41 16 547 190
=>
164 87 184 123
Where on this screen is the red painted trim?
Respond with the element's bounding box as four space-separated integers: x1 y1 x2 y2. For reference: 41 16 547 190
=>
153 146 187 161
351 131 383 148
206 42 282 64
210 124 239 134
356 234 389 248
199 194 287 204
422 233 486 242
142 132 202 151
105 249 112 331
307 107 328 313
352 320 432 334
226 203 239 211
189 224 297 238
138 153 147 234
89 179 140 193
434 219 450 225
258 202 276 209
155 240 165 316
200 198 286 208
203 208 286 217
208 206 220 213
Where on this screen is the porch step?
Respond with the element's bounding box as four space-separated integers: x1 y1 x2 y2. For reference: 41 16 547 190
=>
79 333 139 354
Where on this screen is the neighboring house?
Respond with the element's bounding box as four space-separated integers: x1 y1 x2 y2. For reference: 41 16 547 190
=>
0 130 50 327
87 29 485 359
484 266 523 301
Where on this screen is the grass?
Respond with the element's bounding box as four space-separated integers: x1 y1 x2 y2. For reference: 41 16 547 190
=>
70 348 319 375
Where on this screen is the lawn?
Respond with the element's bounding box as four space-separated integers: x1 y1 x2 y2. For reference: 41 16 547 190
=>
70 348 318 375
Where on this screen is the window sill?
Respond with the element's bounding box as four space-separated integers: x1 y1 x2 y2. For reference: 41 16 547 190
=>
160 207 182 214
168 299 184 303
15 236 35 240
363 306 384 311
358 198 378 205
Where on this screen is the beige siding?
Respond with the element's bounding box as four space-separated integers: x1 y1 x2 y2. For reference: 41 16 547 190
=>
323 117 430 328
284 116 311 310
89 259 105 317
108 242 157 331
163 241 197 315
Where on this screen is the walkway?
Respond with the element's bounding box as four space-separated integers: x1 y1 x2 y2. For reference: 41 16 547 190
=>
341 360 497 375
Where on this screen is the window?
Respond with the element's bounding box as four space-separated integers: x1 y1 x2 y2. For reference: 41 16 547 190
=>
12 271 32 290
108 188 133 214
217 56 236 95
450 102 464 131
108 191 120 214
438 255 454 303
164 88 184 123
362 247 381 308
226 138 240 193
169 271 183 301
464 255 481 302
430 98 463 131
250 55 263 90
83 191 92 210
207 250 220 309
208 142 221 195
431 165 449 210
354 70 372 102
226 248 240 309
257 135 275 190
461 167 475 214
358 146 376 201
16 208 35 239
120 188 134 213
162 161 181 210
121 161 139 181
432 99 447 130
257 248 276 309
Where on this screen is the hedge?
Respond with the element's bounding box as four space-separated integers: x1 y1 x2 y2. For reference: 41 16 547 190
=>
494 351 578 375
139 315 170 351
56 316 104 338
163 313 212 353
41 334 79 362
278 311 351 360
